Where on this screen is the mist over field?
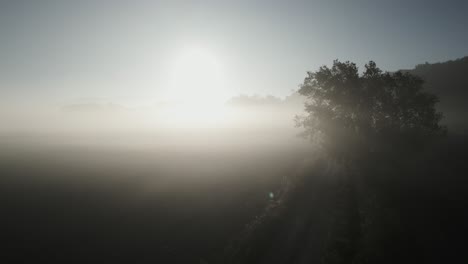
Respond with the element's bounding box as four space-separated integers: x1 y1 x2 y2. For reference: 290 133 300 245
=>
0 94 317 263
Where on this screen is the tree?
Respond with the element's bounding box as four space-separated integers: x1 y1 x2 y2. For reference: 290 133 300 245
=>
295 60 446 263
296 60 445 160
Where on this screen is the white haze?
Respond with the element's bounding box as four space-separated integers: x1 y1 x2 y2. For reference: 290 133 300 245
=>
0 94 307 151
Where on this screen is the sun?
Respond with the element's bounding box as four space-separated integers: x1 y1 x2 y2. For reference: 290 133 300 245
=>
162 46 230 127
167 46 227 105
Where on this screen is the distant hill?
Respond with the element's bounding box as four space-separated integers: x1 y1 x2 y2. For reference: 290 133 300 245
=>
61 102 128 114
226 93 304 109
406 56 468 132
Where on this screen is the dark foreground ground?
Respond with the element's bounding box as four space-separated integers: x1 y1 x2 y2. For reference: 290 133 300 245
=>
0 134 310 263
225 134 468 264
1 134 468 263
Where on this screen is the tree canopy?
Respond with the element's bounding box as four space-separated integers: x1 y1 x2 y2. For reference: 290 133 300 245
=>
296 60 445 159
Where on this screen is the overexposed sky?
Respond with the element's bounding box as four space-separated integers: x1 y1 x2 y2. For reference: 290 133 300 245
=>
1 0 467 106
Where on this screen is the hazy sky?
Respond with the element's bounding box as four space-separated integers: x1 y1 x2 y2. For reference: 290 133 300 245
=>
1 0 467 106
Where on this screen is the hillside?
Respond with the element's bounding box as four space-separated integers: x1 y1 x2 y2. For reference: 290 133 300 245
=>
408 56 468 132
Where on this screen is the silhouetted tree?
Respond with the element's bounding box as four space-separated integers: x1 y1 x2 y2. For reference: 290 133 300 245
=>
296 60 445 160
296 60 447 263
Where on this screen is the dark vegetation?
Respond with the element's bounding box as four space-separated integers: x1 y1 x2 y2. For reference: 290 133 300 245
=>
225 59 468 264
1 58 468 263
294 60 463 264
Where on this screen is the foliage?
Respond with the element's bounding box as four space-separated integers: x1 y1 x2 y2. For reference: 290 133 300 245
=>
296 60 446 159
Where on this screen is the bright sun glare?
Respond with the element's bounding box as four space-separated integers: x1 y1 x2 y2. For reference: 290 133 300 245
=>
163 46 230 127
